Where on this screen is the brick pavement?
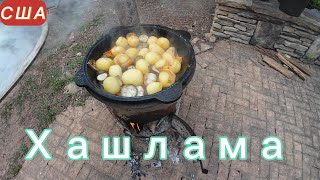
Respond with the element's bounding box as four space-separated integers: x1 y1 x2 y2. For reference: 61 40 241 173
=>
16 40 320 180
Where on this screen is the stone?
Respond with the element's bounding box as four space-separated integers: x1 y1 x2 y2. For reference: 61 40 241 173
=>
200 43 213 52
295 30 317 41
194 45 201 54
300 38 313 44
302 42 312 47
292 24 316 35
230 37 249 44
279 35 301 43
234 24 246 31
237 29 254 36
213 22 222 29
274 44 294 52
305 36 320 60
64 82 80 94
239 22 256 29
191 37 200 44
217 0 253 9
283 26 295 33
222 26 238 32
216 18 234 26
224 31 251 41
218 5 242 13
217 15 240 23
250 21 283 49
212 31 230 38
216 9 229 16
276 49 301 58
228 13 257 24
283 41 308 52
76 52 82 56
205 33 217 43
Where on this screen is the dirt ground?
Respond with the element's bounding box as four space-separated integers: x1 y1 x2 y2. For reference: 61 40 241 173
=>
0 0 214 179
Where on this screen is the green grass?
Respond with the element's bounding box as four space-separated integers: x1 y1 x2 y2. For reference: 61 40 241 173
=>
80 16 101 32
1 102 13 121
67 56 83 70
311 0 320 8
36 103 57 130
7 143 29 177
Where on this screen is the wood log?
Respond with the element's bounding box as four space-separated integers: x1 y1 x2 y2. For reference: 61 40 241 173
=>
262 56 294 78
276 53 306 80
283 55 312 77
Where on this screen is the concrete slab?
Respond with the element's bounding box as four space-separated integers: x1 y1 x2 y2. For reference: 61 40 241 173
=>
0 23 48 99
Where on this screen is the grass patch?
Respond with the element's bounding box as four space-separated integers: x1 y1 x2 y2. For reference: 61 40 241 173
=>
1 102 13 121
36 103 57 131
7 143 29 178
67 56 83 70
80 16 101 32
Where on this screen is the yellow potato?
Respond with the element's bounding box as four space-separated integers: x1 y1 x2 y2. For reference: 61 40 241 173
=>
158 69 176 88
115 37 128 47
111 46 125 56
146 82 163 95
162 52 175 64
127 35 140 47
145 52 161 65
114 54 133 68
166 47 177 57
96 58 114 71
109 65 123 77
169 60 182 74
157 37 170 49
147 36 158 45
136 59 150 74
149 43 165 55
125 48 139 59
122 69 144 86
138 48 149 57
126 33 137 39
154 59 169 70
103 77 121 94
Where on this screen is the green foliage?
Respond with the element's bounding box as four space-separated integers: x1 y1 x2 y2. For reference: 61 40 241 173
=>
311 0 320 8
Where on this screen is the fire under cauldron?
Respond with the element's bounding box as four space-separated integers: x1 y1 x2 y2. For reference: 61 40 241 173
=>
75 24 196 134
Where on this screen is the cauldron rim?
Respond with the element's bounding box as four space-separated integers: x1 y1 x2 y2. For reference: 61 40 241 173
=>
75 24 196 104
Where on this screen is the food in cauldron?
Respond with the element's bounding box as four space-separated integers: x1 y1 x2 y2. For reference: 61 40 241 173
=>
89 33 183 97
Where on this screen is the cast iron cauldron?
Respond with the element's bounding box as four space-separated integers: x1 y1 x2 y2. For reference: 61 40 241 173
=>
75 24 196 123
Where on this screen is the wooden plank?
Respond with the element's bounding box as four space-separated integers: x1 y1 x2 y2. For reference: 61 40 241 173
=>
276 53 306 80
283 55 312 77
262 56 294 78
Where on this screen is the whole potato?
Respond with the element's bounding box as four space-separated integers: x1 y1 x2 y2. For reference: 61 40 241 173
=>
138 48 149 58
136 59 150 74
122 69 144 86
111 46 125 56
158 69 176 88
145 52 161 65
149 43 165 55
115 37 128 47
162 52 175 64
125 48 139 59
103 77 121 94
109 65 123 77
127 35 140 47
96 58 114 71
147 36 158 45
157 37 170 49
114 54 133 68
169 59 182 74
146 82 163 95
154 59 169 71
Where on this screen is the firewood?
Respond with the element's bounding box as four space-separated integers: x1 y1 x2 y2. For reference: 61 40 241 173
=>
276 53 306 80
283 55 312 77
262 56 294 78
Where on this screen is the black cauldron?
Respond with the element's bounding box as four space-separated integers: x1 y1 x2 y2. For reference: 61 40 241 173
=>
75 25 196 123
